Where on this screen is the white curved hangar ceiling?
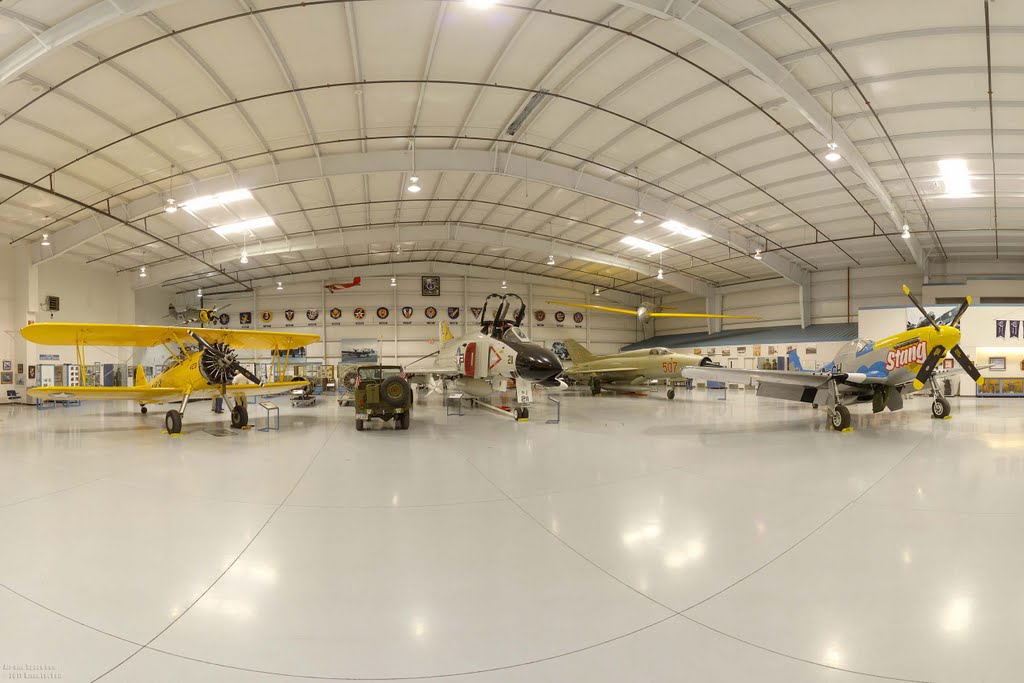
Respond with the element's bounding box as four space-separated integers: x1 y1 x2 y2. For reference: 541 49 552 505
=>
0 0 1017 298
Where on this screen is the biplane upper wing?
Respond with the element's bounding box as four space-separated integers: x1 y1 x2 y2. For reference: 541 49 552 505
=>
27 386 182 402
21 323 319 350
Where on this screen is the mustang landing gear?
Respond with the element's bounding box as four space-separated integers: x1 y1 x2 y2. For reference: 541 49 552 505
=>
828 404 851 431
932 396 951 419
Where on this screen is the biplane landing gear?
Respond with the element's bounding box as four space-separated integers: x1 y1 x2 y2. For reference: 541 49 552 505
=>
828 404 851 431
230 398 248 428
166 393 190 435
140 405 148 414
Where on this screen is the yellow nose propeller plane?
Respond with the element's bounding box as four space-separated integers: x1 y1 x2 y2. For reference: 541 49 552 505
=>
21 323 319 434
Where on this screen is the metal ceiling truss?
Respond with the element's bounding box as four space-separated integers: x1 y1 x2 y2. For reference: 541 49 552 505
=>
37 148 808 289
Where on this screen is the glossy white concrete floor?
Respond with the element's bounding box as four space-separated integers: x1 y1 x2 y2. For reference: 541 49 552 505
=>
2 388 1023 682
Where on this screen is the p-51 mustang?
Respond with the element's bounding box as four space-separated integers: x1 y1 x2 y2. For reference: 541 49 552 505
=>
168 302 229 325
21 323 319 435
683 287 984 431
408 294 562 420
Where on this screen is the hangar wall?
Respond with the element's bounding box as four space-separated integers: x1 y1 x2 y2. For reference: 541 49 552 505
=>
653 265 925 336
134 276 640 369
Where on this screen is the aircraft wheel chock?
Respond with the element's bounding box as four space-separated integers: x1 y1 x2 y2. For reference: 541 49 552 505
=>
931 396 951 419
667 389 676 400
165 410 182 434
829 405 851 431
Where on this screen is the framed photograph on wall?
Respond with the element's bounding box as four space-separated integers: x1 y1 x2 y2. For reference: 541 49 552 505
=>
421 275 440 296
1 371 11 384
990 357 1007 371
943 358 955 370
2 360 10 371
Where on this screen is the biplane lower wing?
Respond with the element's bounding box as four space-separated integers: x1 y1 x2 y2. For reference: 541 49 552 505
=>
28 386 182 402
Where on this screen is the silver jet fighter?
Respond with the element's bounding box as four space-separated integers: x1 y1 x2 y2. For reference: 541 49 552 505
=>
408 294 563 421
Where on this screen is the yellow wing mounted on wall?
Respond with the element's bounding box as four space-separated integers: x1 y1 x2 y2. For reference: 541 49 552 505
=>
544 301 758 320
21 323 319 350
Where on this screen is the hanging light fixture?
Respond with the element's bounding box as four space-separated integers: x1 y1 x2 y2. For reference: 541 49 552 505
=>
634 210 645 225
240 251 249 264
390 276 397 287
277 281 283 290
656 268 664 280
165 198 178 213
40 233 50 246
753 249 763 260
547 254 555 265
594 286 601 297
824 90 842 163
139 266 147 278
407 176 421 193
501 280 508 289
902 224 911 240
197 288 203 298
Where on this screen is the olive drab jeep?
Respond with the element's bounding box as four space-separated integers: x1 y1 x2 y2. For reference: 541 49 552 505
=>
353 365 412 431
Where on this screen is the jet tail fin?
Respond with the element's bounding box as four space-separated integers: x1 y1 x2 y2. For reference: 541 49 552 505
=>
135 364 148 387
439 321 455 344
787 349 805 372
563 339 597 363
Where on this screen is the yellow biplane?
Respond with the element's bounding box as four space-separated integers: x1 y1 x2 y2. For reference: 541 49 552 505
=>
21 323 320 434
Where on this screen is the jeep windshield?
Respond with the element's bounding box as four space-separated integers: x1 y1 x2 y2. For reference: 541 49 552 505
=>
357 366 402 382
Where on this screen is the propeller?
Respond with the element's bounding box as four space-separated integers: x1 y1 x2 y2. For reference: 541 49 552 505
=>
902 285 983 389
190 332 263 387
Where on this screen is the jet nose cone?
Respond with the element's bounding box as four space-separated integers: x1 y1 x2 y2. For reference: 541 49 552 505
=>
515 346 563 382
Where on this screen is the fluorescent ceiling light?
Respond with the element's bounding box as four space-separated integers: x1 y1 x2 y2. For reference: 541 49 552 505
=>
661 220 707 241
938 159 972 197
182 188 254 212
212 216 275 236
620 235 667 256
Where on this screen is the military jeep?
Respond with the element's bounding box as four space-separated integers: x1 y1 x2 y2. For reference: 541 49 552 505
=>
354 365 412 431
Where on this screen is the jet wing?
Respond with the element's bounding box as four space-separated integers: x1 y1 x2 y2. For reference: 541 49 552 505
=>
683 366 852 388
21 323 318 350
564 367 643 376
27 386 182 402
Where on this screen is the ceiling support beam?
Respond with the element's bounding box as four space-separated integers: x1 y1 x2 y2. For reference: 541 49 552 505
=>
42 149 808 293
611 0 926 271
0 0 179 87
140 221 710 296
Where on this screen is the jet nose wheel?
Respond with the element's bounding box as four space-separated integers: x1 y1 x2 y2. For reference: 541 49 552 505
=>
828 405 851 431
165 410 182 434
931 396 951 419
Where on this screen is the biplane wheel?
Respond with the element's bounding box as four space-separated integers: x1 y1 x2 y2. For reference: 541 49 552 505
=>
931 396 951 419
165 410 182 434
667 389 676 400
230 404 248 429
355 418 364 431
140 405 148 415
828 405 851 431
